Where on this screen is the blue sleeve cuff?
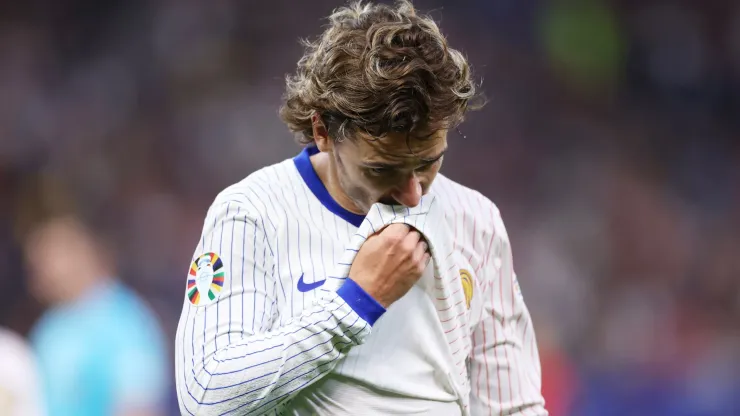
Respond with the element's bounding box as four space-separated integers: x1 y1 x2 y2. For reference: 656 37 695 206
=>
336 279 386 326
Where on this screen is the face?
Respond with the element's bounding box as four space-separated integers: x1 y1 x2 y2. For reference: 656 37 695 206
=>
326 129 448 211
24 219 100 305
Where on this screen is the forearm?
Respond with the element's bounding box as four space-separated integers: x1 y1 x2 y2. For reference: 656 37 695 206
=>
180 281 382 415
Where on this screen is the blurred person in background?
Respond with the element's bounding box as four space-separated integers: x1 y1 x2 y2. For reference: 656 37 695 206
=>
0 326 44 416
23 214 169 416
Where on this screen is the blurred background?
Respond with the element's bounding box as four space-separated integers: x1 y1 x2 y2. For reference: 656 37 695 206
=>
0 0 738 415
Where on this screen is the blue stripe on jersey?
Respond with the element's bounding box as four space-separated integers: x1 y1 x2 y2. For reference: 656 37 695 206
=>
211 344 282 364
190 311 359 408
205 212 218 372
248 180 287 307
216 203 229 352
289 170 317 312
230 205 240 343
365 215 376 233
247 325 366 415
293 146 365 227
207 302 346 368
231 324 365 415
299 184 328 301
259 235 269 332
336 279 386 325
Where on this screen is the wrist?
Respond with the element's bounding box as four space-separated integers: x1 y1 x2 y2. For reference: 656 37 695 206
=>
336 278 387 325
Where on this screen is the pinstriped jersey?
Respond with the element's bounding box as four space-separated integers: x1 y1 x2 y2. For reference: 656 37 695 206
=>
174 146 548 415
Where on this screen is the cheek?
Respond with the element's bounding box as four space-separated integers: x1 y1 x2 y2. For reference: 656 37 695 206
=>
337 165 373 196
420 165 442 191
353 174 384 198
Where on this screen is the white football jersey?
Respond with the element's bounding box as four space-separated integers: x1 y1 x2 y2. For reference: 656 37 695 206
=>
175 146 548 415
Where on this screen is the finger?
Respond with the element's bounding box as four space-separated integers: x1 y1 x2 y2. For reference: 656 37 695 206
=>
402 229 422 251
412 238 428 262
414 252 431 275
380 223 411 238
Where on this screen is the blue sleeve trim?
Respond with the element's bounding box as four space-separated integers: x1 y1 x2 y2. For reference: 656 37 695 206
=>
336 279 386 326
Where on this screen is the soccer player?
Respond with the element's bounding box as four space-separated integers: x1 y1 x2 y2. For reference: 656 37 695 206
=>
24 215 170 416
175 1 548 415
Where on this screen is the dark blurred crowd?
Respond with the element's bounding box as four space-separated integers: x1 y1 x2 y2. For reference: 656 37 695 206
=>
0 1 738 415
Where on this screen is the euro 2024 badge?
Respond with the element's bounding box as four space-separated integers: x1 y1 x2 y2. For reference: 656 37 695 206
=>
187 253 225 306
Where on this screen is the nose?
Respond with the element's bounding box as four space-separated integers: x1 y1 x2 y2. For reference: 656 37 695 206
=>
391 174 422 207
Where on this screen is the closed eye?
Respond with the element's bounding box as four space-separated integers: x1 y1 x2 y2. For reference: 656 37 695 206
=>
369 167 390 175
416 161 436 171
417 156 443 171
364 152 444 177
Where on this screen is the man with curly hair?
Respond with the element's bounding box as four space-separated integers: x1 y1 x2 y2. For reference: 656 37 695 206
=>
175 2 548 415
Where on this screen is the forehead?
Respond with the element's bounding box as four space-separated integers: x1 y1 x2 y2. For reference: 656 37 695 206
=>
348 130 448 162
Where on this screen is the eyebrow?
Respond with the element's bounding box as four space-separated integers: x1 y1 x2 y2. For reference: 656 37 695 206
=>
362 148 447 169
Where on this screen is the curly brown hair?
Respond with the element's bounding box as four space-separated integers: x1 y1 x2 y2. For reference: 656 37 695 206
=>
279 0 482 145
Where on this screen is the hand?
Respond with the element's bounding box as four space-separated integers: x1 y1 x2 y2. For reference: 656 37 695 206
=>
348 223 430 308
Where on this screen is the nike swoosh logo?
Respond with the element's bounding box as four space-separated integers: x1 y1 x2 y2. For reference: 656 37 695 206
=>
297 274 326 292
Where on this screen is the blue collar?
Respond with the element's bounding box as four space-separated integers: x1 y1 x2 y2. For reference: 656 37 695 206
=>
293 146 366 228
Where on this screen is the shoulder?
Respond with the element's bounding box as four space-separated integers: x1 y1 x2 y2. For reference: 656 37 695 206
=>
216 157 298 210
108 284 164 335
204 156 301 226
428 174 512 265
29 306 68 346
107 285 167 358
430 174 508 238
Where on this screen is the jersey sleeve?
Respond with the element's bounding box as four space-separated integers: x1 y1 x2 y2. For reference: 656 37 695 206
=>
468 209 549 415
176 195 384 416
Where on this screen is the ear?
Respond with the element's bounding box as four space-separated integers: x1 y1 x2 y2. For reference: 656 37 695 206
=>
311 112 333 153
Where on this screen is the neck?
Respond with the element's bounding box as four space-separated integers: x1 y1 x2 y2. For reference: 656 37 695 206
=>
310 151 367 215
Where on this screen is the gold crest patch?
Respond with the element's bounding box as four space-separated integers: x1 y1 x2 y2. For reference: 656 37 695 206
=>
460 269 474 309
